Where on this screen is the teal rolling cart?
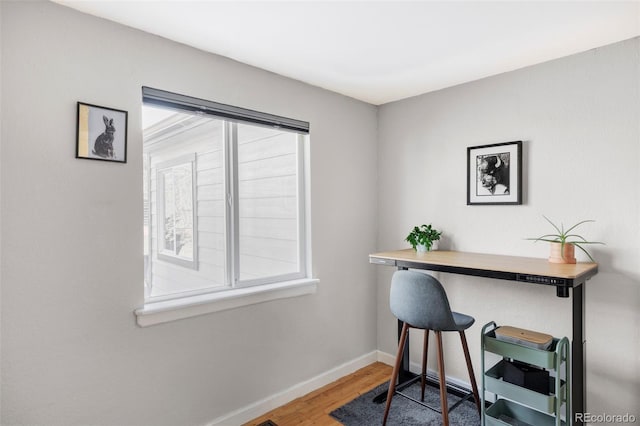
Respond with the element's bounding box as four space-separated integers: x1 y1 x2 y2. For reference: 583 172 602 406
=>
481 322 570 426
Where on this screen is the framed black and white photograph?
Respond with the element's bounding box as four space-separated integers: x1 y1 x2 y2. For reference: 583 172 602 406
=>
76 102 128 163
467 141 522 205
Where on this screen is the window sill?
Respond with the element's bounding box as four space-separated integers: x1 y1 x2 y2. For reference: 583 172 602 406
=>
134 278 319 327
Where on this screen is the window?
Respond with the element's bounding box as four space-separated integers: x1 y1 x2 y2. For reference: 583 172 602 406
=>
142 88 310 304
157 154 197 268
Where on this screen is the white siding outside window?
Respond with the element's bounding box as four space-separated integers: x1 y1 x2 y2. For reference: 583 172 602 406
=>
236 123 304 285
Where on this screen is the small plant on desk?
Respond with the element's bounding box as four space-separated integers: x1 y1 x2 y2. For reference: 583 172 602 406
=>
526 216 603 263
406 224 442 252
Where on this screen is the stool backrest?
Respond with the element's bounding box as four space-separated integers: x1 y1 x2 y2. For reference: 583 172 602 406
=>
390 270 457 331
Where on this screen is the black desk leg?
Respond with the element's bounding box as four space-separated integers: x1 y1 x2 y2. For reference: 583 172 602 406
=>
398 319 412 382
372 318 415 403
573 283 585 426
373 267 415 404
395 266 412 383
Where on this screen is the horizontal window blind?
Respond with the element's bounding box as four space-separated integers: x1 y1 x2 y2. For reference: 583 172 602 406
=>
142 86 309 134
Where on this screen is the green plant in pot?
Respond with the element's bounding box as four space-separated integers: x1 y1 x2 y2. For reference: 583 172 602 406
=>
527 216 603 264
406 224 442 252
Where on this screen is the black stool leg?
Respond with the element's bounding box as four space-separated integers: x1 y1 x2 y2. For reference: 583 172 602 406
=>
460 330 481 415
421 329 430 401
383 322 410 426
435 331 450 426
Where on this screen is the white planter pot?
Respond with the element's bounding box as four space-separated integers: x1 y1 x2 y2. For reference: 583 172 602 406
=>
416 241 438 252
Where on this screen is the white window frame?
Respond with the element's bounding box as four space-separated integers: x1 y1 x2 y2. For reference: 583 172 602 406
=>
137 88 317 326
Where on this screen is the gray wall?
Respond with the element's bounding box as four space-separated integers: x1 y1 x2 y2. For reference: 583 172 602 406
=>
377 37 640 414
0 2 378 425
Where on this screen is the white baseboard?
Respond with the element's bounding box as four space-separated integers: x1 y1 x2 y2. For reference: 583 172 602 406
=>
207 351 378 426
376 349 396 366
376 349 473 391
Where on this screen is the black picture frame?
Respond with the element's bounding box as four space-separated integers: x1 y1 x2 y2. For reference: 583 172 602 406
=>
467 141 522 205
76 102 128 163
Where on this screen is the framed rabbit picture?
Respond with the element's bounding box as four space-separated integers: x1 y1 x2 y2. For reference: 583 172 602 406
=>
76 102 128 163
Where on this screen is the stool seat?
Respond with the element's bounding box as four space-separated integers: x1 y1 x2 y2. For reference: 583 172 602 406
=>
383 270 481 426
452 311 475 331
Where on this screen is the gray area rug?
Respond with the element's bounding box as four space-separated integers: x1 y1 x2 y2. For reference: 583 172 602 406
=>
330 381 481 425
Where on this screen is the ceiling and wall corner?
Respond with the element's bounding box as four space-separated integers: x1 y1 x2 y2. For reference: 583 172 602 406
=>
52 0 640 105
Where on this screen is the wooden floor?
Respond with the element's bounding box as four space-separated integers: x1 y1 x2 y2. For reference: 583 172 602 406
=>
244 362 393 426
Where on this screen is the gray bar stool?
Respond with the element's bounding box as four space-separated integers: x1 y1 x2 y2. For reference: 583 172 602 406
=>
382 270 481 425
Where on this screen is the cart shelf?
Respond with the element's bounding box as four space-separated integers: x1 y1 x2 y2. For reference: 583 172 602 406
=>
485 399 567 426
481 322 570 426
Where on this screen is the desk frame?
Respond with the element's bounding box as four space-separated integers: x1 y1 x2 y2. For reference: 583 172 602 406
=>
370 250 598 426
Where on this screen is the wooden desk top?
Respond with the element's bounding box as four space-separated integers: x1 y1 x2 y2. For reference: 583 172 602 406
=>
370 249 598 283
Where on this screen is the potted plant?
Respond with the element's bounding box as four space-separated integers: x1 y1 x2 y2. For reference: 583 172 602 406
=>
527 216 603 263
406 224 442 252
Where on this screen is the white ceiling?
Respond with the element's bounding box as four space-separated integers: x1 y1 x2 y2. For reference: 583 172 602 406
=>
54 1 640 105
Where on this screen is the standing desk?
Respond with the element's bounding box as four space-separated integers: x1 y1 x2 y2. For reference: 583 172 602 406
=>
370 249 598 426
